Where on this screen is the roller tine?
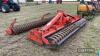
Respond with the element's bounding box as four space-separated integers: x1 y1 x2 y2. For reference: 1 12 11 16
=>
49 37 58 44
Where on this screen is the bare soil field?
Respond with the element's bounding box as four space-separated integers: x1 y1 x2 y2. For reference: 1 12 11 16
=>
0 3 100 56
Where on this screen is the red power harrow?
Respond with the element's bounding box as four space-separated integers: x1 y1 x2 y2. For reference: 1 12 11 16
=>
28 10 87 48
5 13 54 35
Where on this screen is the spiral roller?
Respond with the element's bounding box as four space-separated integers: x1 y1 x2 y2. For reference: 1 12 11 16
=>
6 13 55 35
47 24 77 44
12 17 53 34
47 19 86 45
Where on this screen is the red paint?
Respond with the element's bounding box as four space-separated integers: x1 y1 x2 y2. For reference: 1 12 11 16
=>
5 19 16 35
28 10 80 45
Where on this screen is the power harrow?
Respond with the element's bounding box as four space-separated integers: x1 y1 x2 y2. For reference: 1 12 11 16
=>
27 10 87 48
6 13 55 35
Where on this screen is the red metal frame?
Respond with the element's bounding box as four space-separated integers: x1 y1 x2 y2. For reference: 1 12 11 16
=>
5 19 16 35
28 11 80 45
